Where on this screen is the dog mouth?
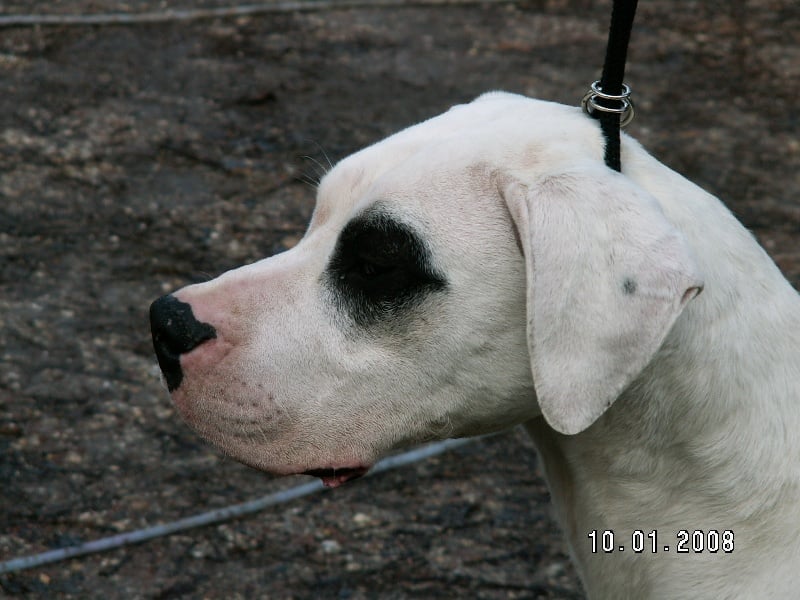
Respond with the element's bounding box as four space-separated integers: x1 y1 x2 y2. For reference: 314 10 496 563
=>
303 466 370 488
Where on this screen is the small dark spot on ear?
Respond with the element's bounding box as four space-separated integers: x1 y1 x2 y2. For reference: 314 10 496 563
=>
622 277 637 295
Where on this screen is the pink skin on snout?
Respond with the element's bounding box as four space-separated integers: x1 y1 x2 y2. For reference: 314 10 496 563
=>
168 280 372 488
168 286 236 425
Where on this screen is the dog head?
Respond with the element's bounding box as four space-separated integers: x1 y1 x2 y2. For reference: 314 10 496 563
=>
150 92 702 485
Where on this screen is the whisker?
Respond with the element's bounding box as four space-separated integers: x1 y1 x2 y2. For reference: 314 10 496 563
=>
309 139 334 170
301 154 330 181
295 171 321 189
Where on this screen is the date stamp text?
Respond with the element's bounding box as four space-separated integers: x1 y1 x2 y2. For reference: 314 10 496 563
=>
587 529 734 554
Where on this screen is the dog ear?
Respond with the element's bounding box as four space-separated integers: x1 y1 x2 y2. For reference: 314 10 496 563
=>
501 164 703 435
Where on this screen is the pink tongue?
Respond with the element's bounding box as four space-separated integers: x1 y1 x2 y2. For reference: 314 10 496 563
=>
316 467 369 488
321 474 349 488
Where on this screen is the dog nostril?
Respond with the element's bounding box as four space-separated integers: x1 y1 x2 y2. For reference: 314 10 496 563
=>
149 294 216 392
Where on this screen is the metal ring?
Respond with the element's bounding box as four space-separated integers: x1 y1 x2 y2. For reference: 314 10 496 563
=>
581 80 635 128
588 80 631 101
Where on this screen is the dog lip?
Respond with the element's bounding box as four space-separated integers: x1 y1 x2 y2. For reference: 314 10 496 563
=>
303 466 370 488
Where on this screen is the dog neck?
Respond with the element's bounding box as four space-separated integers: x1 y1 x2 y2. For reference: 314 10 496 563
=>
526 152 800 599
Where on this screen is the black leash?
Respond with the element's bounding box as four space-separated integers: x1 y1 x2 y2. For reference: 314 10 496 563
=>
581 0 639 171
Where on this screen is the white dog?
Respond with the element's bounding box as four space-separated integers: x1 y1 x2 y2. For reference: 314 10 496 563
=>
150 92 800 599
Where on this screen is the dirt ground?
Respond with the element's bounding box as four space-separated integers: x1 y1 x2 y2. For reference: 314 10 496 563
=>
0 0 798 598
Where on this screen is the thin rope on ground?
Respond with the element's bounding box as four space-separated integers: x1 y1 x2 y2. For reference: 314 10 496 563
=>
0 437 475 575
0 0 518 28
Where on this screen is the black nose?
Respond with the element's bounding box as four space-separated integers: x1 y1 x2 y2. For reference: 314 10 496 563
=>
150 294 217 391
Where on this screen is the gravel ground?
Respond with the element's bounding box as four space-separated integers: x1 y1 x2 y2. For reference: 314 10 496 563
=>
0 0 798 598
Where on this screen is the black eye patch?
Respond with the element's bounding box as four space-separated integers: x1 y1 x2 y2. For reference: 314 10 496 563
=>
324 210 447 327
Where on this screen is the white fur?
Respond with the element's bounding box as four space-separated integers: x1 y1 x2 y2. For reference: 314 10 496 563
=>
167 93 800 599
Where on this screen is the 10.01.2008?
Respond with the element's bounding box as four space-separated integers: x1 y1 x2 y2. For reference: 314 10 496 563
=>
588 529 735 554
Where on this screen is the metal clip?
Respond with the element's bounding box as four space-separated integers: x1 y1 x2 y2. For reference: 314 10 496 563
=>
581 80 635 128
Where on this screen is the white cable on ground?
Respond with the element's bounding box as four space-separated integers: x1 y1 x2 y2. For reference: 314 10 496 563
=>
0 0 518 28
0 437 475 575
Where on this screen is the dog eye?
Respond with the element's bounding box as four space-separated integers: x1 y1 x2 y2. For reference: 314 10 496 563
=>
348 238 408 280
354 258 393 280
338 256 396 282
340 239 408 285
325 212 447 326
